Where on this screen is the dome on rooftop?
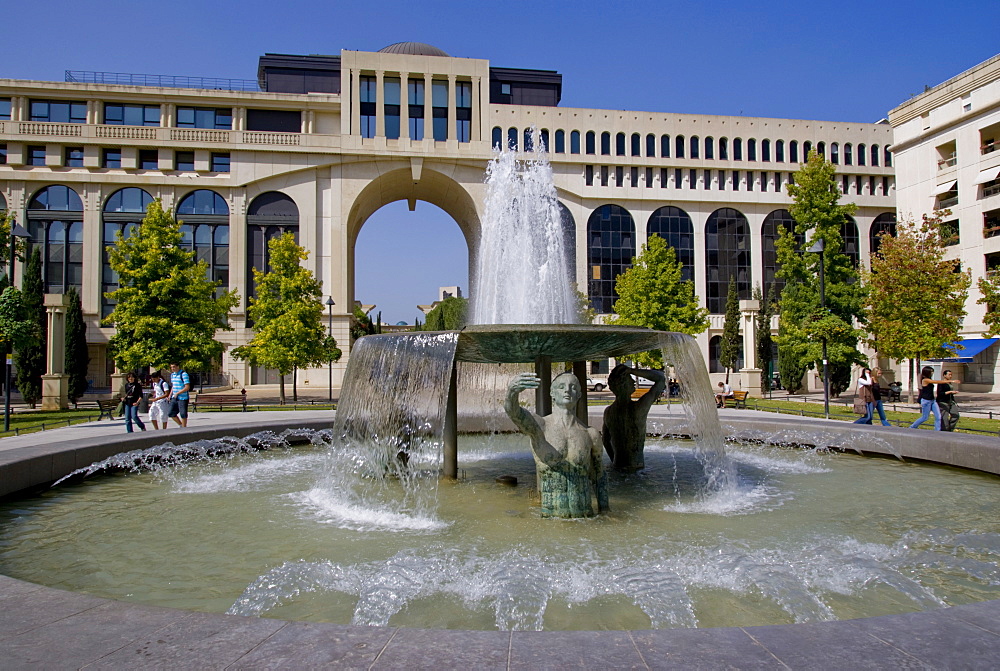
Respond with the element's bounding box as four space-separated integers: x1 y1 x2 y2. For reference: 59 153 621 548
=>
378 42 450 57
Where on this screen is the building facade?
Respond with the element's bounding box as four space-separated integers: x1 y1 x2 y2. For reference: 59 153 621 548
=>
0 43 896 391
889 53 1000 391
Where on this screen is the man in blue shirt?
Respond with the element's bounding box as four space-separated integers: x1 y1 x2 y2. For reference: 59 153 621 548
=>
168 362 192 427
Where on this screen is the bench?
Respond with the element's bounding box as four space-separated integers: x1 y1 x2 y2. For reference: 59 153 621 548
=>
96 399 119 421
191 394 248 412
723 390 749 409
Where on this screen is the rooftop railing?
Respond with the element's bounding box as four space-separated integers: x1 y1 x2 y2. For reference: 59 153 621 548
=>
65 70 260 92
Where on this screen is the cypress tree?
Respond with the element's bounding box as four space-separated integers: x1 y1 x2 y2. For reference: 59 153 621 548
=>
718 277 741 383
14 248 45 407
65 287 90 406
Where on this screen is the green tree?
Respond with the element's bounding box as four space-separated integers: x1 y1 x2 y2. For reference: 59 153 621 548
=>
608 234 709 367
575 289 597 325
103 199 238 373
231 233 341 404
421 296 468 331
351 304 380 340
14 248 45 407
719 277 741 382
863 211 970 400
979 274 1000 337
754 284 776 393
65 287 90 405
0 288 40 361
776 151 866 395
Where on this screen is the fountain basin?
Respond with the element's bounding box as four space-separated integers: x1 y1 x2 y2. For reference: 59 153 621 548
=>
453 324 662 363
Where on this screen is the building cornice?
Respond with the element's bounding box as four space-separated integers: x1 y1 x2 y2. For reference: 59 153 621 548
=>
889 53 1000 127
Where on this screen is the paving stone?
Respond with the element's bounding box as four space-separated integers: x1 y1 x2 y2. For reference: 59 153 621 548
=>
511 629 645 669
372 627 510 669
858 608 1000 669
230 620 395 669
948 599 1000 635
0 584 105 640
632 626 782 670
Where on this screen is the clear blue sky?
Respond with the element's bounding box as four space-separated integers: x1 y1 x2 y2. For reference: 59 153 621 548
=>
3 1 996 323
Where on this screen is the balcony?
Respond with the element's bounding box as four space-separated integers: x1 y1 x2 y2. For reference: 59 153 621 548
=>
0 120 316 149
938 155 958 169
939 195 959 209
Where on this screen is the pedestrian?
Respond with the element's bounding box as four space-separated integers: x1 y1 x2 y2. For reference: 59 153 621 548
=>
147 369 170 430
853 367 874 424
936 369 961 432
168 362 192 428
909 366 949 430
871 367 892 426
120 372 146 433
715 381 734 408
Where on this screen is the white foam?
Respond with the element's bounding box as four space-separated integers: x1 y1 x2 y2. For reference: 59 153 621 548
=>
170 453 328 494
289 487 448 532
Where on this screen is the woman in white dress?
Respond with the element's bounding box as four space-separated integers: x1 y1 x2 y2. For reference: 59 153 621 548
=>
147 369 171 430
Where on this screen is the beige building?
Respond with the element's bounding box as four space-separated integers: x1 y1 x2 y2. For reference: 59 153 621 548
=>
0 42 895 392
889 53 1000 391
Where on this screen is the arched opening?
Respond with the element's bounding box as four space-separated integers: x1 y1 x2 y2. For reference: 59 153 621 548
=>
176 189 230 298
587 204 635 314
761 209 797 301
870 212 897 258
647 206 694 282
842 215 860 267
705 207 751 313
247 192 300 301
27 185 84 295
102 187 154 318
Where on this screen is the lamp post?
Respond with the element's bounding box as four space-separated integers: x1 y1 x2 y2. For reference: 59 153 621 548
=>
807 237 830 419
5 218 33 432
326 297 335 403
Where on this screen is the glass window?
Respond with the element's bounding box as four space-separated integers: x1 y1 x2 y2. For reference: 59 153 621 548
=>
64 146 84 167
705 207 751 313
384 77 401 140
0 144 6 165
211 153 230 172
857 143 866 166
831 142 840 164
455 81 472 143
104 103 160 126
704 137 714 160
587 204 635 314
491 127 502 149
719 137 728 160
817 142 826 158
570 130 580 154
843 143 852 165
507 127 518 151
0 98 11 120
646 133 656 157
804 141 813 158
28 145 46 166
540 129 549 152
884 146 892 167
176 107 232 129
177 190 230 298
631 133 640 157
30 100 87 123
102 149 121 169
139 149 158 170
690 136 699 159
733 138 742 161
432 80 448 141
555 129 565 153
359 76 376 139
177 190 228 216
842 216 860 267
869 212 897 257
616 132 626 157
761 209 797 300
585 131 595 155
175 151 194 171
585 165 594 186
661 134 670 158
762 139 771 162
790 140 798 163
675 135 685 158
27 186 84 296
101 188 154 317
601 132 611 156
748 139 757 161
408 79 425 141
524 128 534 152
775 140 784 162
871 144 880 166
648 206 694 281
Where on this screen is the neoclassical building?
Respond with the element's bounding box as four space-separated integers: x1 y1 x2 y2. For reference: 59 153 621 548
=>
0 42 896 391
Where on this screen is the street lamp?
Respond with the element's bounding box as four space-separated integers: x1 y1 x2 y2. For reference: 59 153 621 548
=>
807 237 830 419
326 297 335 403
5 218 33 432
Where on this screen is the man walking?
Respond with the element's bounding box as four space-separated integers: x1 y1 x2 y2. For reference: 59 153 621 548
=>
168 362 192 428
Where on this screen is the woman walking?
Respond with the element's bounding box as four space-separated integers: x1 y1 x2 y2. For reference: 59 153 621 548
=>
871 367 892 426
936 369 961 432
147 370 170 430
853 368 875 424
909 366 951 431
121 372 147 433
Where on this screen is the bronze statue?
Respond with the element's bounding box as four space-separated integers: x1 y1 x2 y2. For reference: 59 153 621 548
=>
602 364 665 472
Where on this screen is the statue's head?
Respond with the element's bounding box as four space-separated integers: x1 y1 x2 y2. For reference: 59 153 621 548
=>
550 372 582 409
608 364 634 398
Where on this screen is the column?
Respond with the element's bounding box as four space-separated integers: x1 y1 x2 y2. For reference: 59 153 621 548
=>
400 71 410 140
739 299 761 398
447 74 457 144
423 73 433 141
234 107 247 131
351 68 361 136
375 70 385 138
40 294 71 411
472 76 482 141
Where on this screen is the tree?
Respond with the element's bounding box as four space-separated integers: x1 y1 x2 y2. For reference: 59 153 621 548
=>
231 233 341 405
863 210 970 400
421 296 468 331
103 199 238 373
754 284 777 394
718 277 741 383
977 273 1000 337
608 234 709 367
65 287 90 406
351 304 380 340
14 248 45 407
776 151 866 395
0 288 40 363
575 289 597 325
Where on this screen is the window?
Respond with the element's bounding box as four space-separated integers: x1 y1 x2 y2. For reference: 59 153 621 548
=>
587 204 635 313
211 153 230 172
540 129 549 152
508 127 518 150
501 83 511 96
675 135 685 158
646 134 656 157
555 130 566 153
102 188 154 317
690 136 699 159
139 149 159 170
645 167 653 188
732 170 740 191
0 98 10 120
491 127 502 149
817 142 826 158
775 140 784 163
64 147 84 167
585 131 595 155
884 146 892 167
175 151 195 171
383 77 401 140
761 209 797 300
0 144 6 164
630 166 638 187
631 133 640 157
615 132 625 156
176 107 232 130
831 142 839 164
870 212 897 257
456 81 472 143
648 206 694 281
871 144 880 166
761 139 771 162
104 103 160 126
842 216 860 267
523 128 534 152
747 139 757 161
804 141 813 157
844 143 853 165
408 79 425 140
733 138 742 161
247 192 299 300
674 168 682 188
28 146 46 166
705 137 714 160
615 165 623 187
789 140 798 163
719 137 728 160
704 169 712 190
246 109 301 133
689 168 697 189
601 132 611 156
585 165 594 186
857 144 866 166
746 170 754 191
27 185 84 296
600 166 609 187
30 100 87 123
660 167 667 188
704 207 751 313
102 148 121 169
660 134 670 158
432 80 448 141
359 77 376 138
570 130 581 154
176 190 230 297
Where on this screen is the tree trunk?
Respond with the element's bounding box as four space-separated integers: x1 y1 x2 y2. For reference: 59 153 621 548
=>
279 375 286 406
292 367 298 403
907 358 915 404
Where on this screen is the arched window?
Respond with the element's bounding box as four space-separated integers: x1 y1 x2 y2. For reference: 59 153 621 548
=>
747 139 757 161
719 137 729 160
761 209 797 301
585 131 595 155
709 334 742 373
630 133 641 157
616 132 626 156
817 142 826 158
705 208 751 313
523 128 534 152
884 146 892 167
0 193 6 211
559 202 577 281
733 138 743 161
871 144 880 166
492 126 502 149
507 127 518 151
789 140 799 163
857 143 866 166
648 206 694 282
571 130 581 154
675 135 685 158
646 133 656 157
705 137 714 160
804 141 813 157
660 134 670 158
762 139 771 162
775 140 784 163
555 129 565 153
247 192 299 300
869 212 897 258
177 190 230 296
844 143 853 165
540 129 549 152
690 136 700 159
842 215 860 267
102 187 154 317
831 142 840 164
587 204 635 314
601 132 611 156
27 185 84 296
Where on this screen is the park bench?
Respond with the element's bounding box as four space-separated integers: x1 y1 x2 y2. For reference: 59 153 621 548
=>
723 390 749 409
191 394 248 412
96 399 119 421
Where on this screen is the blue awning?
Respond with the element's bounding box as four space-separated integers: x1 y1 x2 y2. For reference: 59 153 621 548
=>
937 338 999 362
